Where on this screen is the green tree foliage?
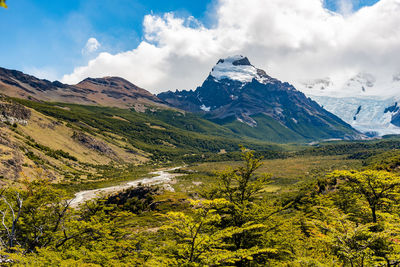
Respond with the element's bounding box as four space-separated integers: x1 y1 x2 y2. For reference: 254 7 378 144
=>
158 199 229 265
0 171 70 252
213 148 281 257
4 147 400 265
328 170 400 223
156 147 284 266
366 149 400 172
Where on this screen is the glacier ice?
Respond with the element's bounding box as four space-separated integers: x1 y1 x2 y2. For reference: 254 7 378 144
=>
310 95 400 136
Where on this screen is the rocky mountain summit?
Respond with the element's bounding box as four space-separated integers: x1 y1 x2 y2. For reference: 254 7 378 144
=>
158 55 361 142
0 58 362 142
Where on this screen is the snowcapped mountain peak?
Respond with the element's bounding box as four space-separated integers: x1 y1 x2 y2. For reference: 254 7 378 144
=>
210 55 271 84
216 55 252 66
158 54 361 141
299 68 400 99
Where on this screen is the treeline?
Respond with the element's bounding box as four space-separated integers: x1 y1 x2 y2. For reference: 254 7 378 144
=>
12 98 281 163
297 138 400 157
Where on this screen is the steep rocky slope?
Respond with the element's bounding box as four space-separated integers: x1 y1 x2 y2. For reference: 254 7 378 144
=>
158 56 362 142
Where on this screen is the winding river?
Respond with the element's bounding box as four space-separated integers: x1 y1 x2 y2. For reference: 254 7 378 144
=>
70 167 182 208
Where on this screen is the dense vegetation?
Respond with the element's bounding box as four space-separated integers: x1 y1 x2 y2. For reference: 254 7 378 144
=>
4 96 400 265
2 147 400 266
13 98 284 163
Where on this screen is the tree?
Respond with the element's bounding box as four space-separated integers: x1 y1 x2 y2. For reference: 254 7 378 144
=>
212 147 284 265
215 147 273 248
328 170 400 223
309 206 400 267
0 171 71 252
0 0 7 9
0 190 23 251
160 199 229 265
156 147 283 266
217 146 270 207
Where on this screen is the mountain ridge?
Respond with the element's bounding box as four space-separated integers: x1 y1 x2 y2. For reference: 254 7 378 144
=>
0 59 362 143
0 67 166 109
158 55 362 142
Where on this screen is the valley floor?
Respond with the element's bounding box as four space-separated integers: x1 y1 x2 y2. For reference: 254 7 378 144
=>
2 146 400 266
70 167 183 207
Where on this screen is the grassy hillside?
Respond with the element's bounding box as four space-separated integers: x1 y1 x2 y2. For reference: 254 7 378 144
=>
211 114 306 143
210 113 358 143
13 99 284 158
1 96 288 186
0 97 152 186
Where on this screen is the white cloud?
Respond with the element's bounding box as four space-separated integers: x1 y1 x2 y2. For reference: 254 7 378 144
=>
62 0 400 97
337 0 354 15
82 37 101 55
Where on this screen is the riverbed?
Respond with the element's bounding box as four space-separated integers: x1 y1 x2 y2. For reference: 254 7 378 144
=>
70 167 182 208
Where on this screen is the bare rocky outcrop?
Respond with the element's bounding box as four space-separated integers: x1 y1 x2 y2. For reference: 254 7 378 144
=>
0 132 23 181
1 151 24 179
72 132 116 156
0 102 31 125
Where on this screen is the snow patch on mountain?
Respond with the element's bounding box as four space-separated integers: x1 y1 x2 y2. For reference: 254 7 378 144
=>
210 55 271 85
310 95 400 136
200 104 210 112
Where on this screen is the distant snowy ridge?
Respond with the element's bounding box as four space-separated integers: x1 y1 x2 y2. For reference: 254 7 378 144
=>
299 72 400 99
300 70 400 136
310 95 400 136
158 55 361 142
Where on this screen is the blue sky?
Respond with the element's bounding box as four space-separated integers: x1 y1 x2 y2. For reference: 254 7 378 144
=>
0 0 381 81
0 0 214 79
324 0 379 11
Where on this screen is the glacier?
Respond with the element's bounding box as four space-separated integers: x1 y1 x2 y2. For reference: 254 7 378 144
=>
297 71 400 136
310 95 400 136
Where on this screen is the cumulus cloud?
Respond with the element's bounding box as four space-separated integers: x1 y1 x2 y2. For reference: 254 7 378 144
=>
82 37 101 55
62 0 400 97
337 0 354 15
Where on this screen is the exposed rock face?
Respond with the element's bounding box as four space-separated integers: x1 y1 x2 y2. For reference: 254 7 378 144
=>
0 132 23 181
158 56 361 141
0 68 166 109
0 102 31 125
72 132 116 156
